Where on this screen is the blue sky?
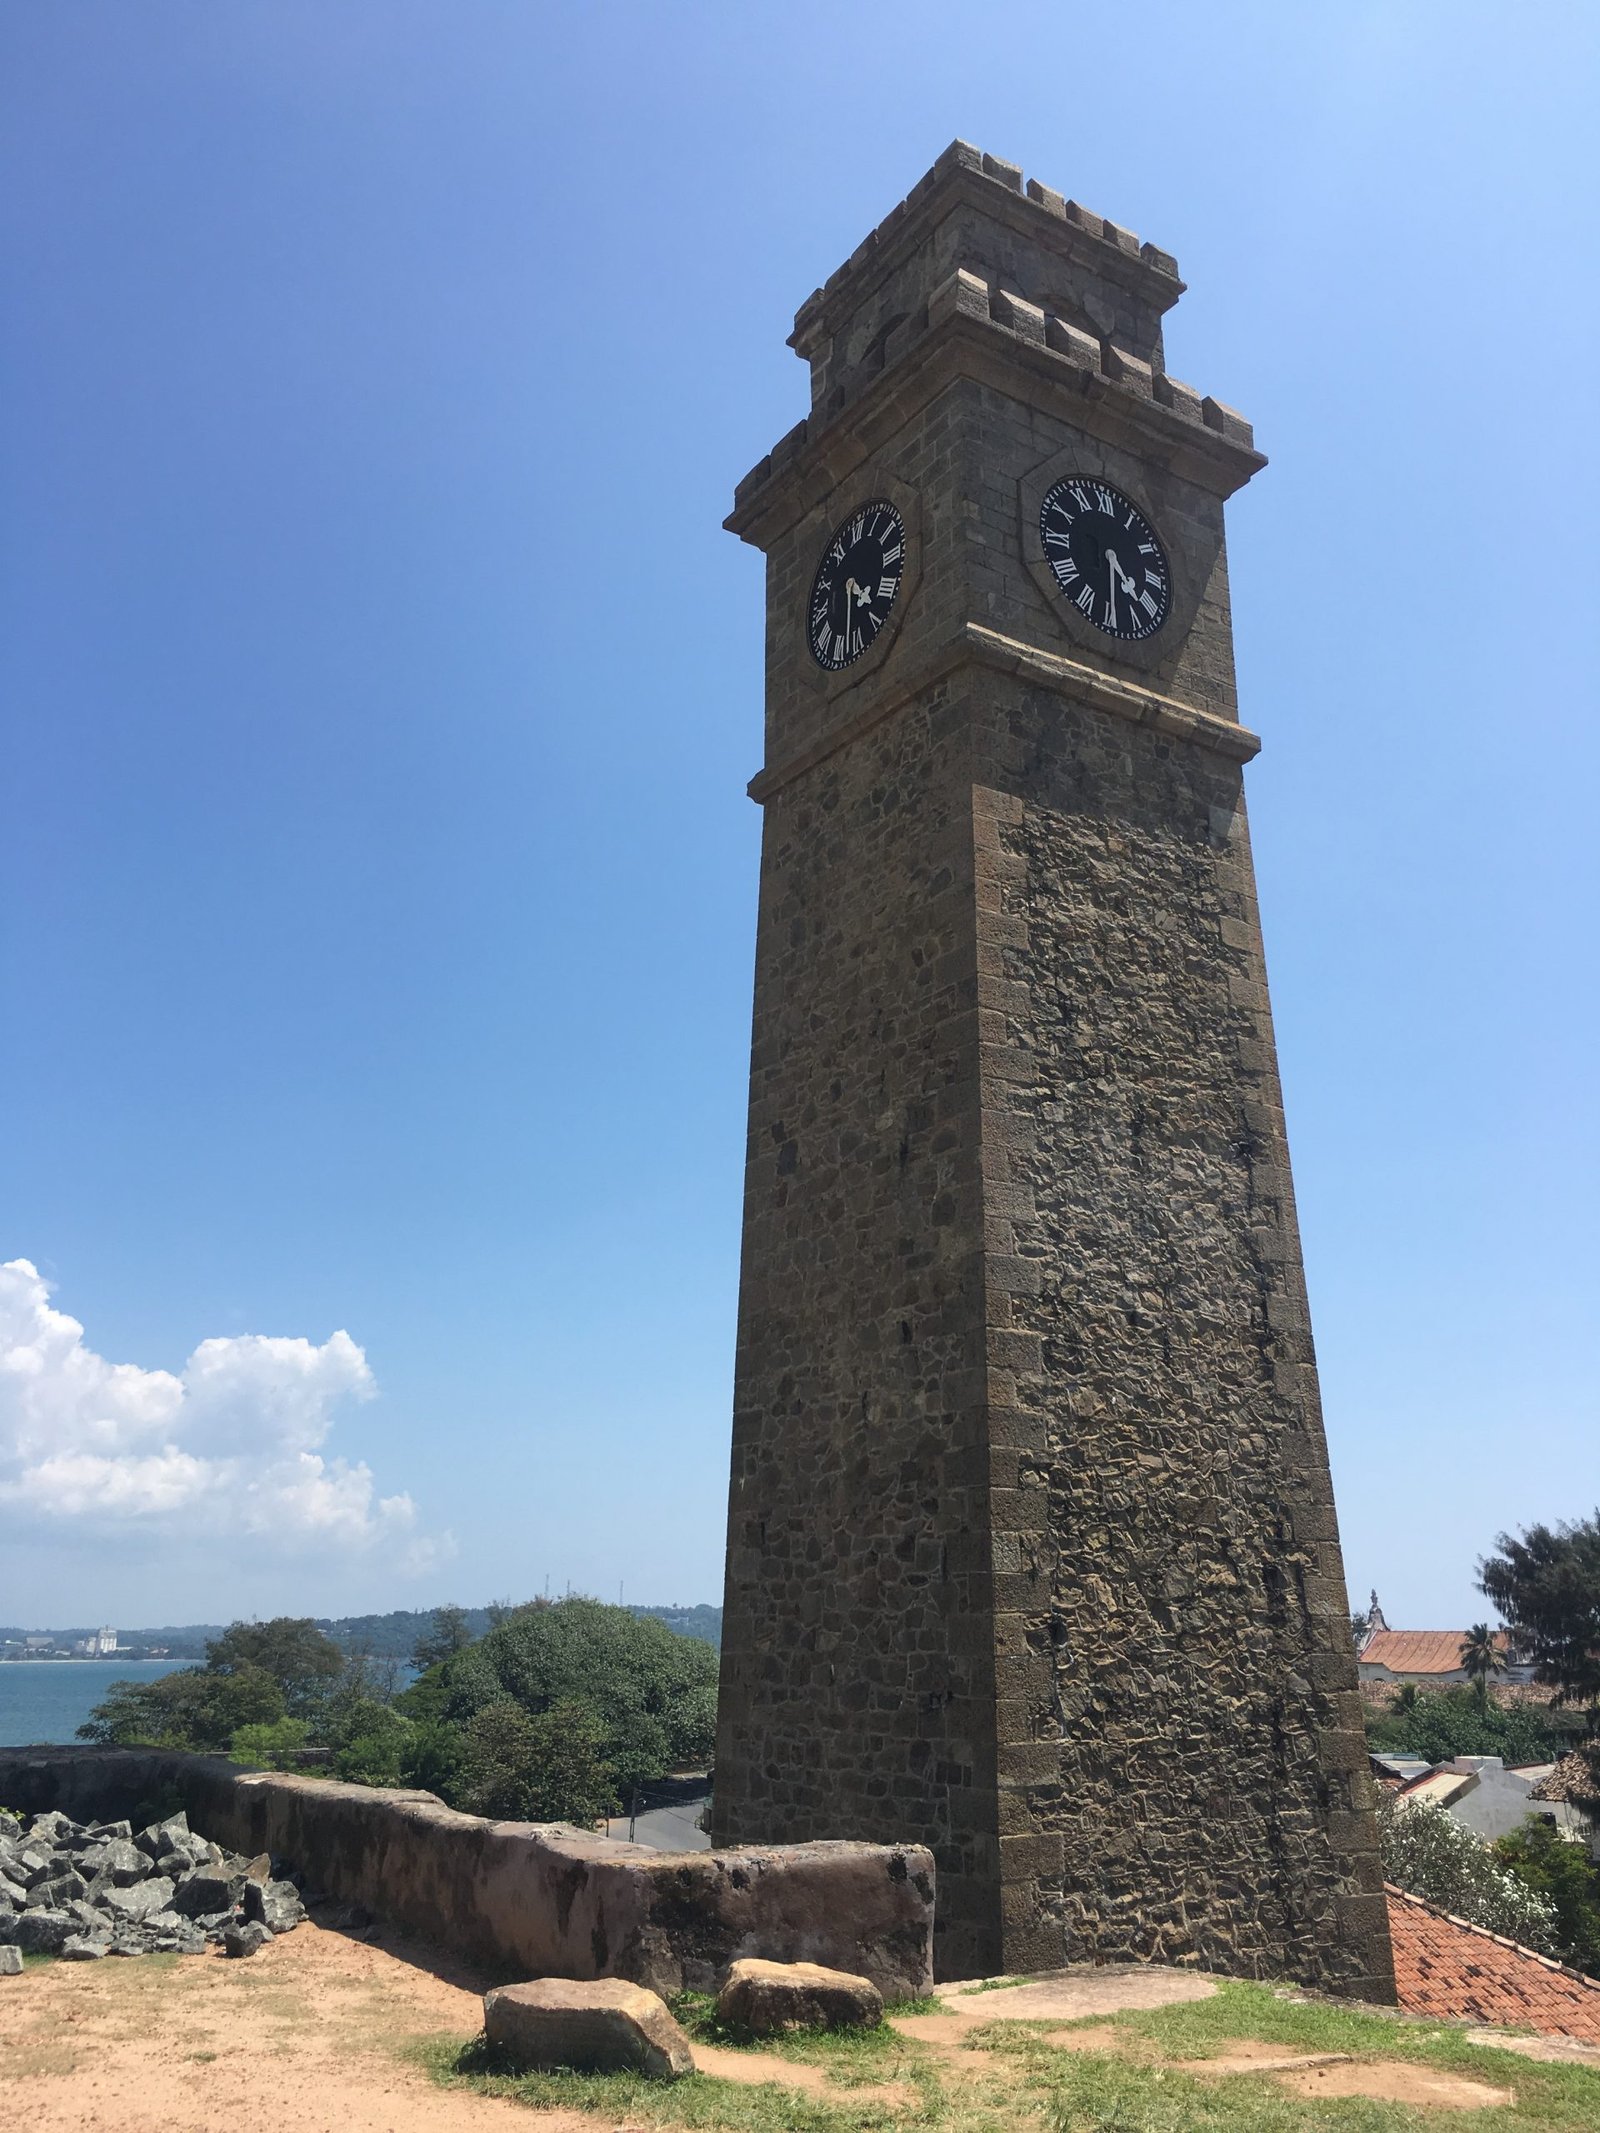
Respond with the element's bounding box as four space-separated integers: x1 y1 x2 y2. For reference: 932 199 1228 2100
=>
2 2 1595 1630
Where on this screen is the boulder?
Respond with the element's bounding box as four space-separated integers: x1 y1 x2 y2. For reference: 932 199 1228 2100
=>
242 1852 273 1883
0 1944 21 1975
137 1812 189 1858
61 1935 108 1961
483 1979 694 2080
29 1869 89 1910
15 1908 75 1955
173 1869 245 1918
243 1878 304 1934
104 1876 177 1921
88 1820 133 1842
97 1840 152 1887
716 1958 884 2036
222 1921 271 1959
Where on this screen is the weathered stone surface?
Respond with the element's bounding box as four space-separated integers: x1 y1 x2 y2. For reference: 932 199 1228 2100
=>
222 1921 271 1959
137 1813 188 1858
61 1934 108 1961
0 1749 934 1997
0 1944 22 1975
484 1978 694 2079
97 1839 152 1886
104 1875 178 1921
30 1868 88 1908
15 1907 74 1954
717 1958 884 2035
243 1877 304 1934
173 1868 245 1917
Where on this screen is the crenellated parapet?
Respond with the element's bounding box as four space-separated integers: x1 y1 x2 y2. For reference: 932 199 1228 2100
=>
731 141 1259 538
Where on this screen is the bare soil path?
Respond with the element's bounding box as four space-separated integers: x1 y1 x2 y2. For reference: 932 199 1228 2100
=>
0 1918 592 2133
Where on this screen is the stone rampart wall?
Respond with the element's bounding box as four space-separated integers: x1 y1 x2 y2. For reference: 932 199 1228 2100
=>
0 1746 934 1997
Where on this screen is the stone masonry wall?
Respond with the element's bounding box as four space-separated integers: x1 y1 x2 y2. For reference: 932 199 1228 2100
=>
0 1746 935 1998
713 668 1003 1979
969 676 1389 1994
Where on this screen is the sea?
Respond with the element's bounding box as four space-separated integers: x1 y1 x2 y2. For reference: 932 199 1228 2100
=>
0 1659 188 1748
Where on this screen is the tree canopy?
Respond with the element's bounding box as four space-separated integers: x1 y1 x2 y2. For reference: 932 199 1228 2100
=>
1479 1512 1600 1709
407 1594 718 1800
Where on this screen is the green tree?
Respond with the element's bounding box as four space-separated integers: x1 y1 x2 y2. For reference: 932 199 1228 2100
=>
1365 1686 1569 1767
205 1618 346 1721
422 1595 718 1800
456 1697 614 1823
1460 1622 1506 1712
1495 1815 1600 1977
230 1717 310 1770
412 1604 474 1672
1480 1513 1600 1712
1377 1794 1558 1950
79 1660 286 1751
332 1702 416 1788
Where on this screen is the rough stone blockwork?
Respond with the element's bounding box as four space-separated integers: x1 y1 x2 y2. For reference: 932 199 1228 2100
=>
0 1747 933 1997
715 140 1393 1999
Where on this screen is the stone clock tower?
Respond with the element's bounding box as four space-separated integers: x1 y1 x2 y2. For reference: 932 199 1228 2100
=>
713 142 1394 2001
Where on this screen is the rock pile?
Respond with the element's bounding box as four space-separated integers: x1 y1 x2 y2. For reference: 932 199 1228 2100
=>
0 1806 304 1962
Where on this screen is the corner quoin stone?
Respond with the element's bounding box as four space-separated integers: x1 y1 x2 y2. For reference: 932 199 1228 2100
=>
713 139 1395 2002
484 1978 695 2079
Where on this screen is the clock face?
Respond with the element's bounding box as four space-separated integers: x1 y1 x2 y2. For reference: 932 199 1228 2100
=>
1039 478 1170 641
808 501 906 670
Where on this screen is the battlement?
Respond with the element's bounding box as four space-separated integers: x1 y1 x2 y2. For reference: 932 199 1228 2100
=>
788 142 1186 421
730 248 1258 534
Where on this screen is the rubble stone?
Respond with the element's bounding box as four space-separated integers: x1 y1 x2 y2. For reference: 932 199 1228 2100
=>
483 1978 695 2079
717 1957 884 2035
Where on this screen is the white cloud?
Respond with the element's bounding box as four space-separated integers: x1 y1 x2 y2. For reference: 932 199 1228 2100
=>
0 1260 450 1570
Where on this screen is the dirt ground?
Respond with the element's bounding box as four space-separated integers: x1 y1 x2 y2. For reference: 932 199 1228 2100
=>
0 1918 583 2133
0 1921 1556 2127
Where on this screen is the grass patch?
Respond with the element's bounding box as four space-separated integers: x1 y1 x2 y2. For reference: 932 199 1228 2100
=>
412 2033 915 2132
414 1976 1600 2133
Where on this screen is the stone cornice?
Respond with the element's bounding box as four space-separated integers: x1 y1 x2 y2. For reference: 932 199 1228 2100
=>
727 295 1265 553
748 621 1261 804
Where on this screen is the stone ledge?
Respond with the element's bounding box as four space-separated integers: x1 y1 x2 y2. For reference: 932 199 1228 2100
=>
0 1745 934 1998
748 621 1260 805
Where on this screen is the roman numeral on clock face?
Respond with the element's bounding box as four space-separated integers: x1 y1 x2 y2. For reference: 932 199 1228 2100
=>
1039 476 1172 642
807 499 909 671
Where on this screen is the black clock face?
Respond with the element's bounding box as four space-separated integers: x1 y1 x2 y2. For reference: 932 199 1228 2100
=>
808 501 906 670
1039 478 1170 641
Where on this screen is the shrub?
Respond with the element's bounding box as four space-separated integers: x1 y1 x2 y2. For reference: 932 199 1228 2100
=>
1365 1687 1570 1768
1377 1794 1559 1950
1495 1815 1600 1977
230 1717 311 1771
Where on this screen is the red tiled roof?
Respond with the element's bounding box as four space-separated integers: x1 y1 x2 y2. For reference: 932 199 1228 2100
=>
1386 1885 1600 2044
1531 1751 1600 1806
1361 1630 1511 1676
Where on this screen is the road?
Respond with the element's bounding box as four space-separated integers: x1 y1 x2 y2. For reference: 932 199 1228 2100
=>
604 1791 711 1851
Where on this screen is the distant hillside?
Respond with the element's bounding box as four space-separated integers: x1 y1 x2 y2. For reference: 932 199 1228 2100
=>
6 1602 721 1666
319 1603 722 1659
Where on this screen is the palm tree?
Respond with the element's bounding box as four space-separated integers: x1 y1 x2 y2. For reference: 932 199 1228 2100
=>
1460 1623 1506 1711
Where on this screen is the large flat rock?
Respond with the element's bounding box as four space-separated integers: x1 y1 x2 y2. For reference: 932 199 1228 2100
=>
484 1977 694 2079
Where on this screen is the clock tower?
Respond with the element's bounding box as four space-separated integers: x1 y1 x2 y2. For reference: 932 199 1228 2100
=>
713 143 1393 2000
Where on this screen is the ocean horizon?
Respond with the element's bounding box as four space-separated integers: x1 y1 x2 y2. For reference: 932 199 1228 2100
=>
0 1657 188 1748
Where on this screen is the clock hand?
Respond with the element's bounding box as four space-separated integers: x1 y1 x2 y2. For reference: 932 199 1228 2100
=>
1105 549 1119 632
